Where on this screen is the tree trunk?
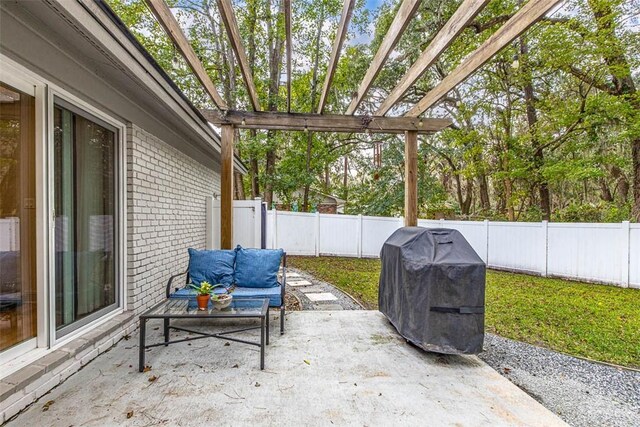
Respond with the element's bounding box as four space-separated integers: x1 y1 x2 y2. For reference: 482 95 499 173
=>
265 145 276 207
343 155 348 188
461 177 473 215
324 163 330 190
520 36 550 220
234 129 246 200
478 174 490 211
599 178 613 202
250 143 260 198
611 165 630 202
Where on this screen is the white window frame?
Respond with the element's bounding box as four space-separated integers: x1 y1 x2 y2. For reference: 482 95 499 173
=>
0 54 127 371
0 58 48 368
47 86 127 348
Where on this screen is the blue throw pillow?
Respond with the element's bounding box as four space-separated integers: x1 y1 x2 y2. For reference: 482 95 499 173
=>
188 248 236 286
234 246 283 288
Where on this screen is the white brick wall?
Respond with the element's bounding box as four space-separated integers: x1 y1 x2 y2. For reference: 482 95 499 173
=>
126 124 220 313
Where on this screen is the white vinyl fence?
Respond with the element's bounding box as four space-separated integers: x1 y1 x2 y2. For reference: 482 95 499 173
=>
262 210 639 289
206 197 263 249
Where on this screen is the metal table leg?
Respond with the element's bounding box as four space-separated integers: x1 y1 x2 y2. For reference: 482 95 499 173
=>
164 318 170 346
138 317 147 372
260 314 265 370
266 306 270 346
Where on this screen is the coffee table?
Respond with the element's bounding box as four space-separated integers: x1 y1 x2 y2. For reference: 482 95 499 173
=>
138 297 269 371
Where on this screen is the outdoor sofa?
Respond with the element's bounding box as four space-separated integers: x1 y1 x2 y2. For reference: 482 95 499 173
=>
166 246 287 334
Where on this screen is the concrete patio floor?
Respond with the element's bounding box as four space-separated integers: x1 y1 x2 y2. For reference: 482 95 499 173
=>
8 311 566 426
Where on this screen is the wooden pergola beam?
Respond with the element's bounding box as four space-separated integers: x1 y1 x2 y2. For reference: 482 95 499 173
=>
405 0 563 117
376 0 490 116
216 0 261 111
201 109 452 134
145 0 228 110
317 0 356 114
284 0 292 112
345 0 421 115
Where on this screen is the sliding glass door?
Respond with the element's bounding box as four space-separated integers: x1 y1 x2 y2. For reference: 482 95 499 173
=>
53 99 118 336
0 82 37 352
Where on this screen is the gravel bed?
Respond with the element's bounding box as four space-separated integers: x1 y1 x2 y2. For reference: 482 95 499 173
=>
479 333 640 427
286 268 364 311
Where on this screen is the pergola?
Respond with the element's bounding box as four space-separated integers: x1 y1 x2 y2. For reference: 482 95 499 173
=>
144 0 562 249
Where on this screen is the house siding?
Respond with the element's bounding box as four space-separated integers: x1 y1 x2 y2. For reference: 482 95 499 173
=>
126 124 220 313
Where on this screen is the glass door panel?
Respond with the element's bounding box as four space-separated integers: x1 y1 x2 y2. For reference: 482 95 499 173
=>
0 82 37 352
53 102 117 335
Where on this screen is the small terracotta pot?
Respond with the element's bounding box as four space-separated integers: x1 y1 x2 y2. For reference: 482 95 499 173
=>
196 294 211 310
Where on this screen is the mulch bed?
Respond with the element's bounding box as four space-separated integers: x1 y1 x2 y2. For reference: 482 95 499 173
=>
285 291 301 311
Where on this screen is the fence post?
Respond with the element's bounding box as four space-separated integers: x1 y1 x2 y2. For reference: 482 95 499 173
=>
541 220 548 277
315 211 320 257
357 214 363 258
440 218 445 228
622 221 630 287
483 219 489 265
272 209 278 249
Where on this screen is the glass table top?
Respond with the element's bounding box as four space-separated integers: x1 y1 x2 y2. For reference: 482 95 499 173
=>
141 297 268 318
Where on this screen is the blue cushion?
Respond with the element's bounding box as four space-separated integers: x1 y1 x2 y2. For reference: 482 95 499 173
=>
234 246 283 288
169 284 282 307
188 248 236 286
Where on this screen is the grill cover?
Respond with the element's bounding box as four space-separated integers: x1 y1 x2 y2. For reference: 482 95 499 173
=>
379 227 486 354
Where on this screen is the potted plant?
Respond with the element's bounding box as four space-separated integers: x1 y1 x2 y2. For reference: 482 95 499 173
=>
190 281 216 310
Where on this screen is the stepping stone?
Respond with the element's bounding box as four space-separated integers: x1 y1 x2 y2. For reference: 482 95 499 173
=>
305 292 338 302
288 280 312 287
299 285 325 293
314 304 344 311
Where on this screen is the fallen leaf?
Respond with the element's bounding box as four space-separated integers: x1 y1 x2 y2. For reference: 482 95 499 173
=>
123 335 131 341
255 382 261 387
303 359 310 365
232 364 239 368
42 400 55 411
126 411 134 419
143 366 152 372
224 342 230 347
148 375 158 382
153 327 159 331
503 367 512 374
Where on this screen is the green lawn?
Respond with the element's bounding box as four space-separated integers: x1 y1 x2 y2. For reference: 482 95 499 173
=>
289 256 640 368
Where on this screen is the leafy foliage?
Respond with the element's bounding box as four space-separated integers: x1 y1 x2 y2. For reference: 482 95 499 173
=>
106 0 639 221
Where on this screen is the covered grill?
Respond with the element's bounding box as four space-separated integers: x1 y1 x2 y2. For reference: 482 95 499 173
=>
379 227 486 355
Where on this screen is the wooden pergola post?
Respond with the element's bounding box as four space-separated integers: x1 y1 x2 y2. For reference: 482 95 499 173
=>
404 130 418 227
221 125 235 249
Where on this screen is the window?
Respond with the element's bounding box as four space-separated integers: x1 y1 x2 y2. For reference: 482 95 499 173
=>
53 99 119 336
0 82 37 352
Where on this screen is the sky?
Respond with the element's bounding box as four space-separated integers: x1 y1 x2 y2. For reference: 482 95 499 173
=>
365 0 385 10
